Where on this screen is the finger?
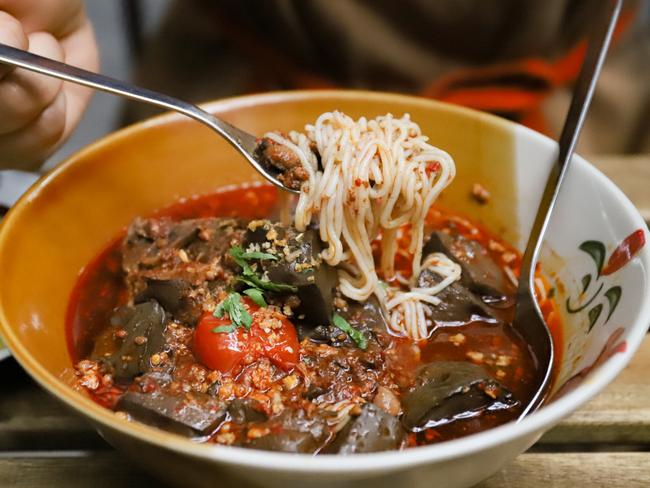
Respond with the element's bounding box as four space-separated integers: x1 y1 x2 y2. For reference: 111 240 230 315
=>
0 11 28 79
0 89 67 170
0 31 64 133
0 0 85 38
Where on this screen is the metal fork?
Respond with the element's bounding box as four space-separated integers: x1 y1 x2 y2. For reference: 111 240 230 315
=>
0 43 299 194
514 0 622 418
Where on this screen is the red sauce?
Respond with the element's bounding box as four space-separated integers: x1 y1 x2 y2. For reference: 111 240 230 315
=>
66 184 562 448
67 238 127 360
66 184 279 361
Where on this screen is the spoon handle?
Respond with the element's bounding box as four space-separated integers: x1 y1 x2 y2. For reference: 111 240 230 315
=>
517 0 622 291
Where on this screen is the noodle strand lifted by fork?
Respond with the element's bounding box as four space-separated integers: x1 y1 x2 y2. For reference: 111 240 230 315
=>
265 111 457 340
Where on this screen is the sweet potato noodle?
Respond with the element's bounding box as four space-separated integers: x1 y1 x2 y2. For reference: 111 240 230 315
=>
265 112 456 340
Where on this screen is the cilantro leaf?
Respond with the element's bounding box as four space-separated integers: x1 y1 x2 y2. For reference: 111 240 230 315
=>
230 245 298 294
237 277 261 288
229 246 252 272
214 300 226 318
230 245 278 262
242 251 278 261
229 245 246 260
332 314 367 350
237 275 297 293
248 274 298 293
212 324 237 334
214 292 253 330
244 288 267 307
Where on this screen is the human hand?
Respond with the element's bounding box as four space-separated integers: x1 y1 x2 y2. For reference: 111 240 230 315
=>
0 0 98 170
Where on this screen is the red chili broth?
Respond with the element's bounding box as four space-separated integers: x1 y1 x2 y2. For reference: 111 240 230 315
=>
66 184 563 445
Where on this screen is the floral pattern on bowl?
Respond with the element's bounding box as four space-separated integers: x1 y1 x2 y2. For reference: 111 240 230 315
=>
567 230 646 332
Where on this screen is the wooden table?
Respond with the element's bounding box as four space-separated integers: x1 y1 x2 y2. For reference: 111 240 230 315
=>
1 155 648 487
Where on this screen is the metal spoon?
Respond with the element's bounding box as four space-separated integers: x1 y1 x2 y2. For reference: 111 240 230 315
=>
0 43 299 194
515 0 622 418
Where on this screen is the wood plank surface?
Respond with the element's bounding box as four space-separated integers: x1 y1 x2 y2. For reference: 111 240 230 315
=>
0 452 649 488
0 453 155 488
479 453 650 488
541 337 650 444
0 360 104 451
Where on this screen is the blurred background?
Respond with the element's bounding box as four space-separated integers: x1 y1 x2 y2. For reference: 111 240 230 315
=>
46 0 172 168
34 0 650 169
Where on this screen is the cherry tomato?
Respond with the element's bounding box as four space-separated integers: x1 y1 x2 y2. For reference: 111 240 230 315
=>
193 299 300 374
194 313 248 374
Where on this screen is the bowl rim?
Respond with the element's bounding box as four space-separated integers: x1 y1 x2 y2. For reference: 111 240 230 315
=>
1 89 649 474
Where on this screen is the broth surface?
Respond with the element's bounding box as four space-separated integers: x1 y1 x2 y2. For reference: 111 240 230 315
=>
67 184 559 450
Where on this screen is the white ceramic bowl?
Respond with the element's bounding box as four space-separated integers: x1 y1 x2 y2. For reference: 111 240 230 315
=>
0 91 648 488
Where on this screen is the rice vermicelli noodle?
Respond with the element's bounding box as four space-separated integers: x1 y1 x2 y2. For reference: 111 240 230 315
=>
264 111 457 340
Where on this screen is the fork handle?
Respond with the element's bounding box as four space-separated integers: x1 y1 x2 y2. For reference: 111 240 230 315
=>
0 42 294 192
0 42 263 169
0 42 209 124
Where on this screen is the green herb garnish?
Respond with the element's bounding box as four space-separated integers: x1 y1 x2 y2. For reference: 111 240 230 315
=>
242 275 298 293
237 277 263 289
214 292 252 331
241 250 278 261
243 288 267 307
230 246 298 294
230 246 257 273
230 245 277 264
332 313 367 350
212 324 237 334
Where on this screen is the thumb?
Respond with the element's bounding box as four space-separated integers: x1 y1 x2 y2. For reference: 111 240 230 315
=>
0 10 28 79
